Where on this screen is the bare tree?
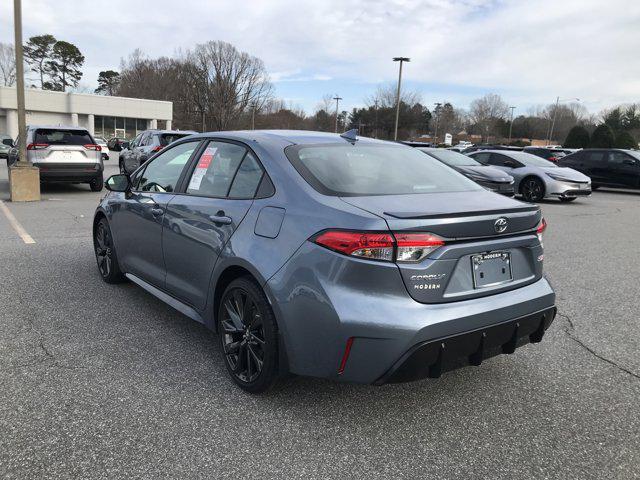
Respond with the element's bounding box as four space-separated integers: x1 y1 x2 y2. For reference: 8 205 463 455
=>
468 93 509 141
366 84 421 109
188 41 273 131
0 42 16 86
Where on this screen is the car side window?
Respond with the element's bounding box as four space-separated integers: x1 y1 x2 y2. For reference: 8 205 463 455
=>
609 152 632 164
136 141 199 193
487 153 507 166
472 152 491 164
228 152 264 198
585 151 605 164
186 141 247 197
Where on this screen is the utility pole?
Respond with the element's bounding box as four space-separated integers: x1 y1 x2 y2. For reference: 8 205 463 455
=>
508 106 516 144
9 0 40 201
373 100 379 139
433 102 442 144
333 95 342 133
251 102 257 130
392 57 410 141
547 97 579 145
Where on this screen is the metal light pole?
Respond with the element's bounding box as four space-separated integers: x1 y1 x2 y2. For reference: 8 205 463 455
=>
508 106 516 144
547 97 579 145
9 0 40 201
433 102 442 144
333 95 342 133
392 57 410 141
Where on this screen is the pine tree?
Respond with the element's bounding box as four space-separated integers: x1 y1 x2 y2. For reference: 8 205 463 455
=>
590 124 615 148
563 125 590 148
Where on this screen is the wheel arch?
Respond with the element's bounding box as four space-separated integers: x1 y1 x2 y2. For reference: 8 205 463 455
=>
519 174 546 197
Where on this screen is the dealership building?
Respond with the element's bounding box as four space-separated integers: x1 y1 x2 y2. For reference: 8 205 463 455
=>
0 86 173 140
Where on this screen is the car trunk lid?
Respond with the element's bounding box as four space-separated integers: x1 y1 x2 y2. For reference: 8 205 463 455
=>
340 190 544 303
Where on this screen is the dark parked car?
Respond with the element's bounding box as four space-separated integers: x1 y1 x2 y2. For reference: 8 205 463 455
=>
523 147 567 163
107 137 129 152
559 149 640 190
94 130 556 393
417 147 515 196
119 129 197 174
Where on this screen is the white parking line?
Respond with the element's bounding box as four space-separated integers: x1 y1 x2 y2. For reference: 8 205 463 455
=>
0 200 36 244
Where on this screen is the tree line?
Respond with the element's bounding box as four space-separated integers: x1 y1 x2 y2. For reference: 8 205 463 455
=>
0 36 637 147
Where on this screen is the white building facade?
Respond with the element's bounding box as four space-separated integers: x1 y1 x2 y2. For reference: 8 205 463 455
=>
0 87 173 139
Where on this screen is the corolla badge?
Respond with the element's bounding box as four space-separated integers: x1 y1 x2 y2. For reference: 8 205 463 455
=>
494 217 508 233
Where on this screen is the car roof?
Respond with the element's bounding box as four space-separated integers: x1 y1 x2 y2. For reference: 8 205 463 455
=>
186 129 392 146
144 129 198 135
28 125 90 131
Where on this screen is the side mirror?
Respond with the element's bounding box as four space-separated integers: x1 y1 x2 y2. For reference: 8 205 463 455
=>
2 138 14 147
105 174 130 192
622 158 637 166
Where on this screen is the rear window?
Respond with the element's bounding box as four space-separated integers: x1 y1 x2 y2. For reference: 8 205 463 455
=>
159 133 191 146
285 143 480 196
35 129 92 145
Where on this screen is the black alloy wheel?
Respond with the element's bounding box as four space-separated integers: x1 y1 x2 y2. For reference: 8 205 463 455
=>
521 177 545 202
218 277 278 393
94 218 125 283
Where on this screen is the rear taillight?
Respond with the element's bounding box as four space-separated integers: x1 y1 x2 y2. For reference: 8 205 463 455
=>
394 233 445 263
152 146 163 152
26 143 48 150
536 218 547 243
548 156 557 162
313 231 395 261
313 230 445 263
83 144 102 151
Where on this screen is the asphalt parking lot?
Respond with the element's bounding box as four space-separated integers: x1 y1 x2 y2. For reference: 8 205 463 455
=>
0 155 638 479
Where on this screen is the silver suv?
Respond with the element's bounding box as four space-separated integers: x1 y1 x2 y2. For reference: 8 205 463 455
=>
7 125 104 191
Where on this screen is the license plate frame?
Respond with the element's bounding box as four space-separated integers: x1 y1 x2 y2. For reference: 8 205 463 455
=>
471 251 513 289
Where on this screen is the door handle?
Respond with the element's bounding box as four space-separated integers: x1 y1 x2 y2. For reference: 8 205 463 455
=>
150 207 164 217
210 212 232 225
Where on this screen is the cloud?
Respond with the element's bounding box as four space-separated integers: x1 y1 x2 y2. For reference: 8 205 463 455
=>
1 0 638 112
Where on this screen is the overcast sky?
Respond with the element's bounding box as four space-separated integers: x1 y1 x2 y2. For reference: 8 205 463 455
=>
1 0 639 116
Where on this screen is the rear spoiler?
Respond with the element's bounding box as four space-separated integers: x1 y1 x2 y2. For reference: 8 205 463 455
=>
383 206 539 220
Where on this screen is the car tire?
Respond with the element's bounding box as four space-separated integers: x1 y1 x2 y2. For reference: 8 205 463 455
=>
93 218 126 284
559 197 577 202
521 177 545 202
90 175 104 192
218 277 279 393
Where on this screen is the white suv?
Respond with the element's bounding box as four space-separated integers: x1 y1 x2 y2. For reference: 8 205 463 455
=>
8 126 104 191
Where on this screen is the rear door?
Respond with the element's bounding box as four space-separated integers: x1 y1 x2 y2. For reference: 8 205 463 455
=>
112 140 200 288
583 150 610 185
163 140 267 310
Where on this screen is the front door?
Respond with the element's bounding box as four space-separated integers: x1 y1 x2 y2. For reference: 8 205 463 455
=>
608 151 640 188
112 140 200 289
163 140 267 310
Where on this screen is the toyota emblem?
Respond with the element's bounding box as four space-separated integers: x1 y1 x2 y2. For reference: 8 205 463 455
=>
494 217 508 233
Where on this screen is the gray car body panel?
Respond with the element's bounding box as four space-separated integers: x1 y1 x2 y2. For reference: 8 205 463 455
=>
96 130 556 384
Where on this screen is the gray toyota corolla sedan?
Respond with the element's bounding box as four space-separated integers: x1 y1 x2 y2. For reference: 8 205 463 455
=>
94 130 556 393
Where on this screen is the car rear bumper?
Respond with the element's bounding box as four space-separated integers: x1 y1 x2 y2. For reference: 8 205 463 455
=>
34 162 103 181
375 306 556 384
266 242 556 384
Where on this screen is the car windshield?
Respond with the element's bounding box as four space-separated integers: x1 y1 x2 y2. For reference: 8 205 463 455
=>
35 129 93 145
160 133 192 146
286 143 481 196
419 148 483 167
626 150 640 161
508 152 558 168
95 137 107 143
